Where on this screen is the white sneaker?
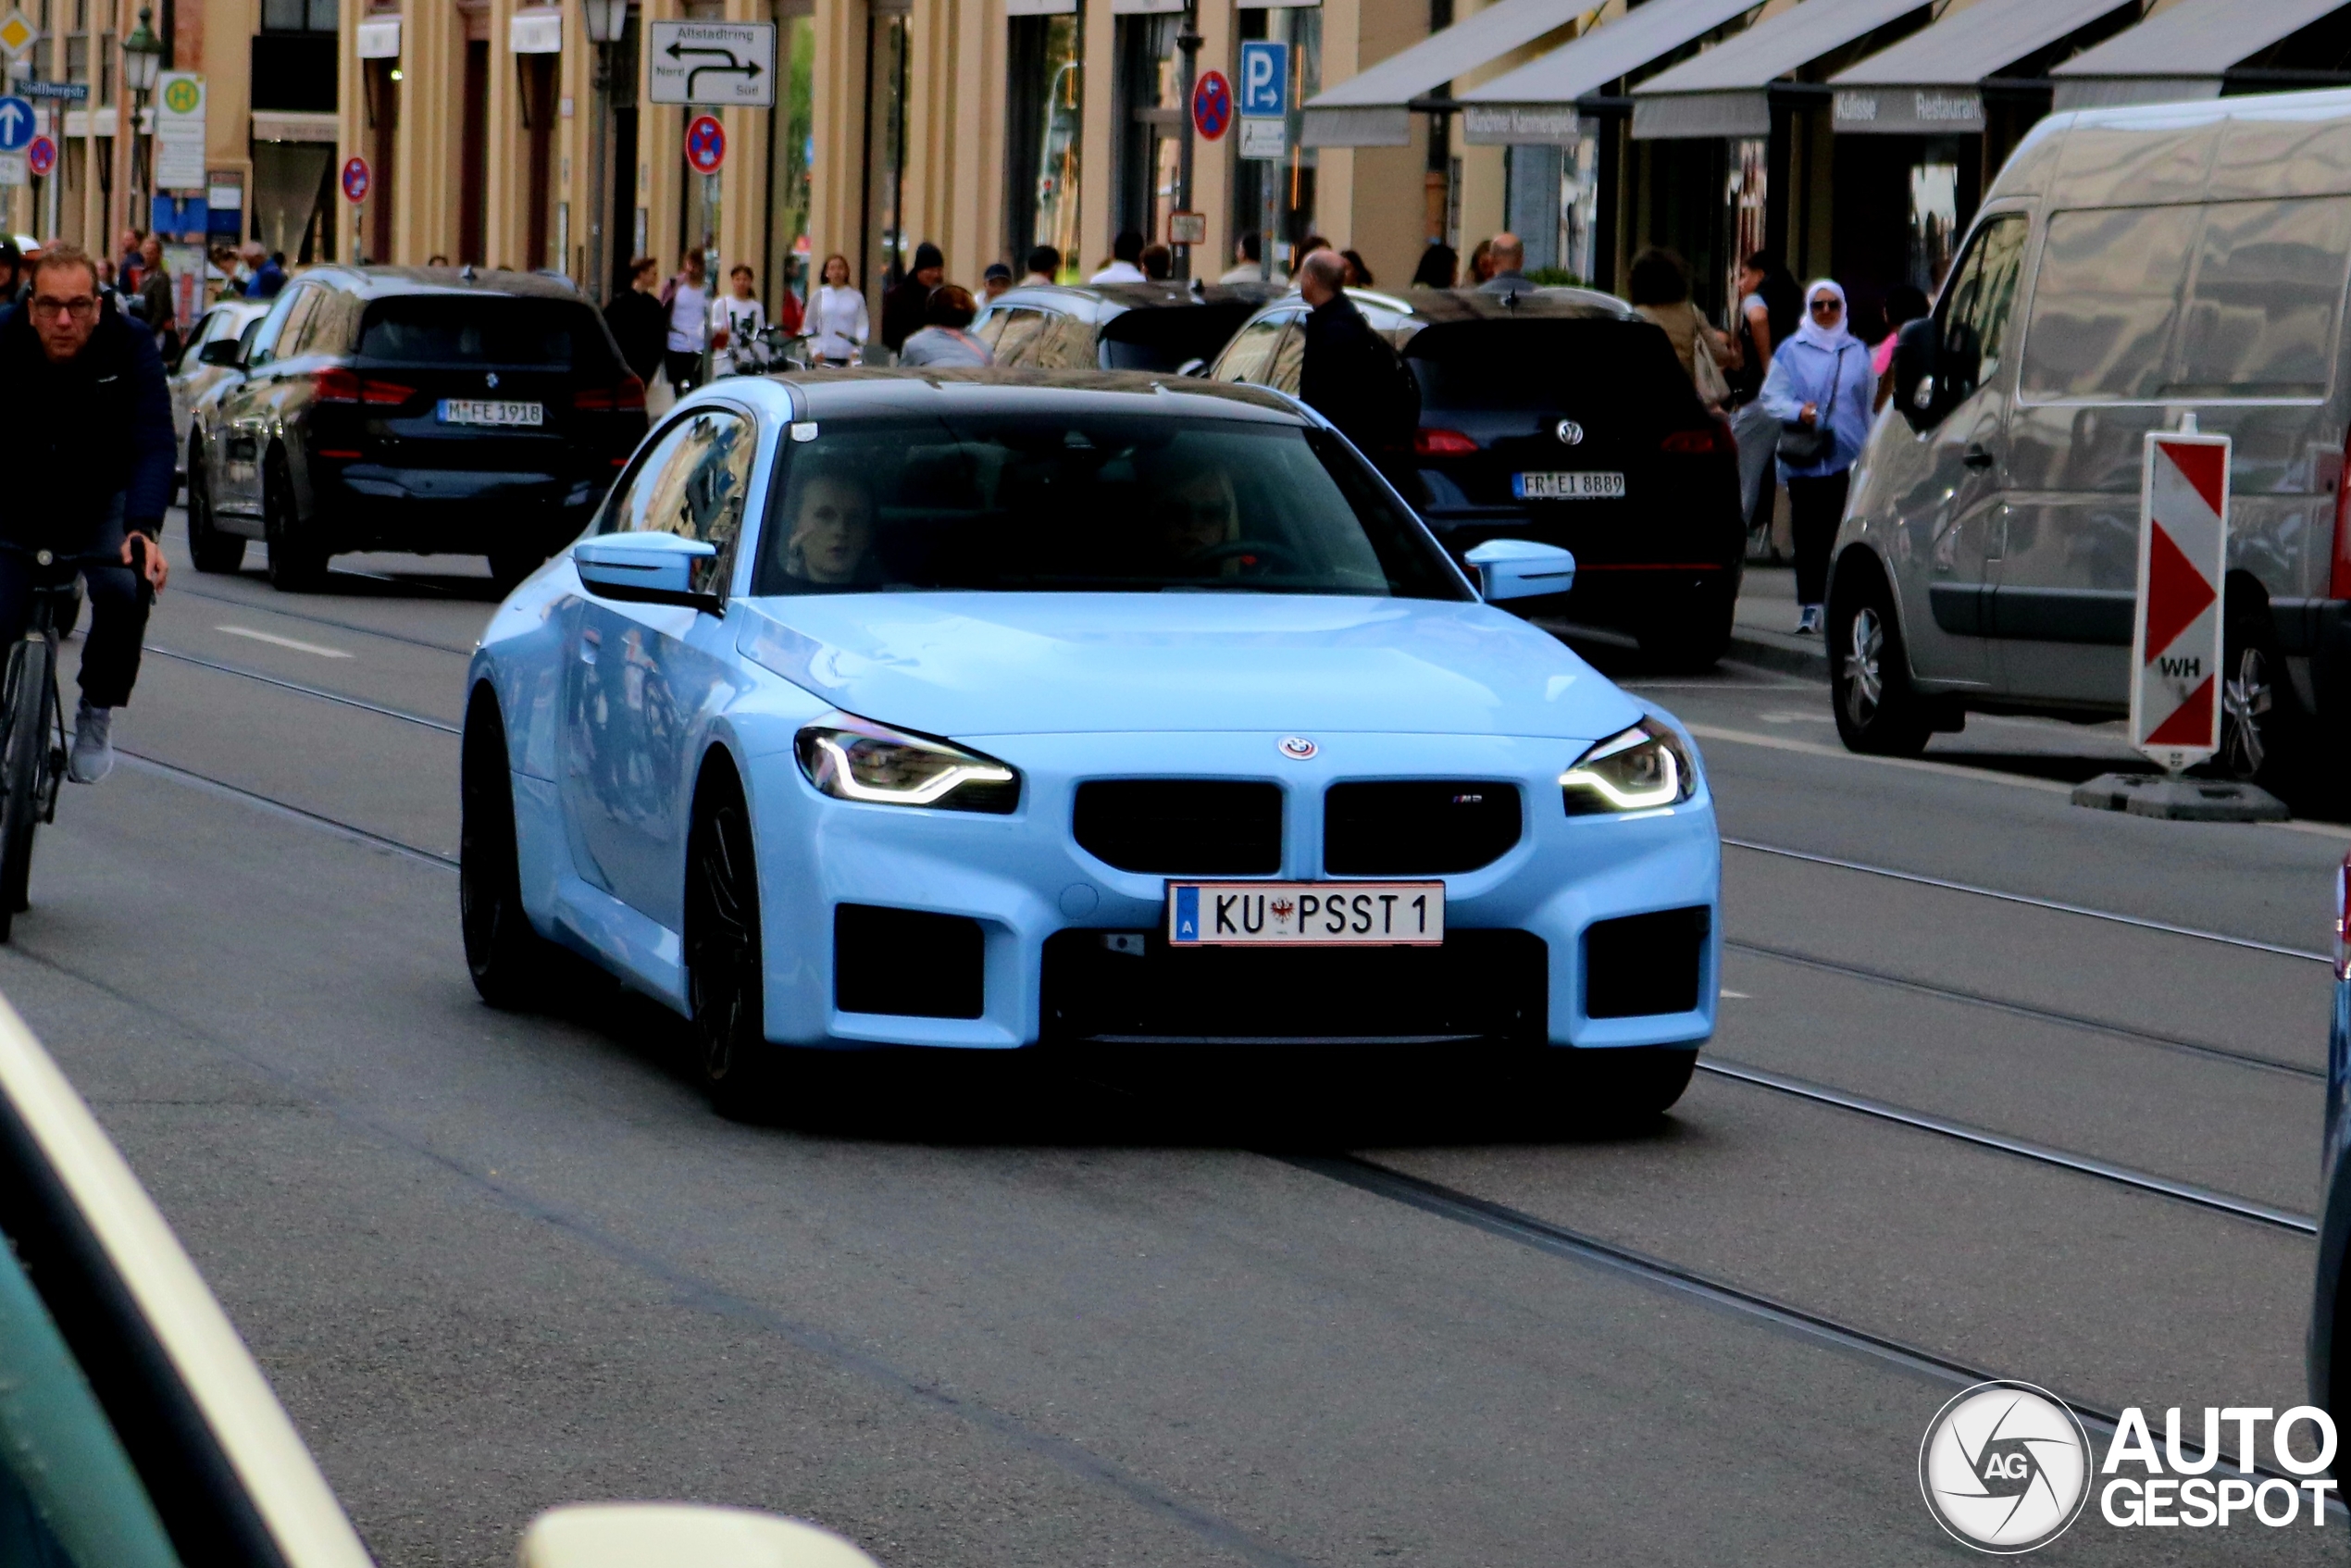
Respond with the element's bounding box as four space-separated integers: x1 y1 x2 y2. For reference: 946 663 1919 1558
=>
68 701 113 784
1795 604 1822 636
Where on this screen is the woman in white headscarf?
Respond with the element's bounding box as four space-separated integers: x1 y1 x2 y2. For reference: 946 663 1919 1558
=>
1760 278 1873 634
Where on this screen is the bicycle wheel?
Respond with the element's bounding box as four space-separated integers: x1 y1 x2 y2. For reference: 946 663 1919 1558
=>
0 637 50 936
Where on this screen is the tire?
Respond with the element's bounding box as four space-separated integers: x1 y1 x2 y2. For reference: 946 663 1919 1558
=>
1535 1046 1699 1132
2219 583 2305 794
262 454 326 591
686 767 781 1121
1828 562 1935 757
460 691 563 1007
0 639 53 937
186 444 246 574
1637 568 1739 673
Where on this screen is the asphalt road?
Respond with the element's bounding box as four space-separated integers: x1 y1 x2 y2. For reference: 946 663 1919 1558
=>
8 522 2347 1565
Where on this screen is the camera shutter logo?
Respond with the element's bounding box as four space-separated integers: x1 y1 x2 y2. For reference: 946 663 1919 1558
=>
1919 1381 2091 1553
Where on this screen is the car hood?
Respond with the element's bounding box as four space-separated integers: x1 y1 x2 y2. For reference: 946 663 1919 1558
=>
734 592 1642 741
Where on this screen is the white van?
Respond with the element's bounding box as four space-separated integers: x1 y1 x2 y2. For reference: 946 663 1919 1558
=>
1830 87 2351 789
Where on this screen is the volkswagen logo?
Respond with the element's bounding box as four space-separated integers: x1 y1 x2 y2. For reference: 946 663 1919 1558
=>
486 371 501 389
1277 737 1317 760
1919 1381 2091 1553
1555 419 1585 445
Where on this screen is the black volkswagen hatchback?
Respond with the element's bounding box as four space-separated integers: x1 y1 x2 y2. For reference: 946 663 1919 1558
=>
185 268 648 590
1209 287 1744 668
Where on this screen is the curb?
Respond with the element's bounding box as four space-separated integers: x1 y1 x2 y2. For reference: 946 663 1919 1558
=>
1725 628 1830 679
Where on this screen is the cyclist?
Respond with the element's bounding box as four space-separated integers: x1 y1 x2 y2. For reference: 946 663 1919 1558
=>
0 242 172 784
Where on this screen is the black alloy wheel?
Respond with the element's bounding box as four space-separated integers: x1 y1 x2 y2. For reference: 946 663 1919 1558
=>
459 691 561 1006
185 442 246 574
262 454 326 592
2219 587 2304 794
687 774 780 1120
1828 564 1935 757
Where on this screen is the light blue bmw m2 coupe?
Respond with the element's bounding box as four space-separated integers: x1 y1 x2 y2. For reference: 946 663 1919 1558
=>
460 369 1721 1119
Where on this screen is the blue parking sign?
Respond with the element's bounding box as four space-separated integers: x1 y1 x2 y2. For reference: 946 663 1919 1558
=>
1238 41 1287 119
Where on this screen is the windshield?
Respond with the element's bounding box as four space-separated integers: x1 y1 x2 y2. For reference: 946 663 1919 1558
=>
357 298 606 368
752 414 1467 599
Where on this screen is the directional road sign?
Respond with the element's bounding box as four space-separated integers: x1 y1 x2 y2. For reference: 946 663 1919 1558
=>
25 133 51 177
1192 68 1231 141
0 10 34 55
1238 40 1287 118
2131 431 2231 771
647 20 774 107
341 156 370 205
685 114 727 175
0 95 32 153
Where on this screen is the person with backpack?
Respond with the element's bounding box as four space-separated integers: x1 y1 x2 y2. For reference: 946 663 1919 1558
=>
1294 248 1418 487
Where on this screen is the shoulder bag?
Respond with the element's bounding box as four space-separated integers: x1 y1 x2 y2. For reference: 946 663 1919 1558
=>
1777 344 1846 467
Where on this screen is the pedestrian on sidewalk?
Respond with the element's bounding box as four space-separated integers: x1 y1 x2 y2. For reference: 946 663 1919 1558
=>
135 235 177 357
1296 247 1418 483
805 254 869 367
604 255 668 387
658 248 710 394
1873 283 1929 411
1089 230 1147 284
1627 247 1732 408
1760 278 1872 637
882 242 944 355
710 263 766 375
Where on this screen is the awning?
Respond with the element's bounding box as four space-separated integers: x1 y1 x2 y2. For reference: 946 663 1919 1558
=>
1826 0 2136 135
1300 0 1600 148
2050 0 2351 111
1630 0 1922 141
1456 0 1772 145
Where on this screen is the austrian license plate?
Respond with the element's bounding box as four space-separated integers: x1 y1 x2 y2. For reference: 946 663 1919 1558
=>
1166 881 1444 947
437 399 544 427
1513 470 1624 500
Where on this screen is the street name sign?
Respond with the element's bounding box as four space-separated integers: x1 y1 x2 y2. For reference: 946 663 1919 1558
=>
2131 431 2230 771
647 20 774 107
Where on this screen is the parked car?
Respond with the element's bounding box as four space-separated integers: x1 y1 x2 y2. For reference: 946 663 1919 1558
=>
184 267 648 590
462 369 1719 1125
1846 85 2351 786
0 987 877 1567
971 280 1281 374
1208 287 1745 669
169 299 269 487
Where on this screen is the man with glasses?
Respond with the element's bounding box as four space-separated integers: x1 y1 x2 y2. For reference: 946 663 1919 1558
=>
0 243 174 784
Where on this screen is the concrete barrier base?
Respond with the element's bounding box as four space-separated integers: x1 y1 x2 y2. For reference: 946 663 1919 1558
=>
2069 772 2290 822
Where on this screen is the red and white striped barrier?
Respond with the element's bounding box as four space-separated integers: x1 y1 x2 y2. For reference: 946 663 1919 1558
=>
2131 432 2230 772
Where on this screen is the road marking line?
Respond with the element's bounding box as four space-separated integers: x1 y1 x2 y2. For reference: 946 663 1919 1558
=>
215 625 354 659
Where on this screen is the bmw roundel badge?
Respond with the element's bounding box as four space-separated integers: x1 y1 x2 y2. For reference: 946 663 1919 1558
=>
1278 737 1317 760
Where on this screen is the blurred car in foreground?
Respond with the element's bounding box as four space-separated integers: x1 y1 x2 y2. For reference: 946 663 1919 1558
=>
462 368 1720 1124
185 266 648 590
0 986 880 1567
2309 847 2351 1426
973 280 1281 374
1209 287 1745 669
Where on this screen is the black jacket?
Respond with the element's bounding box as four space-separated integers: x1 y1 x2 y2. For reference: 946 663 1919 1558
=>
603 288 668 382
0 298 175 544
1298 293 1419 466
880 279 932 355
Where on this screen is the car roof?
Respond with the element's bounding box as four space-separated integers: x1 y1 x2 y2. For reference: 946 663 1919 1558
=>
1387 286 1639 324
281 265 594 303
991 280 1287 316
773 367 1312 424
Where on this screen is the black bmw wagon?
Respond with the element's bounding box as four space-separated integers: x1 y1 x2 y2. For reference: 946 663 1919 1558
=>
184 267 649 590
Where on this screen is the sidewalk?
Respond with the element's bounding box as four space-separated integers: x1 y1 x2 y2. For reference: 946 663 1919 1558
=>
1729 564 1830 678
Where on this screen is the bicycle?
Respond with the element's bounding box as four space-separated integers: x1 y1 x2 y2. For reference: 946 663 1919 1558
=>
0 540 148 941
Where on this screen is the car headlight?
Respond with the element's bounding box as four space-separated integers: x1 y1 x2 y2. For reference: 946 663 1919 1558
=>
794 715 1020 814
1560 720 1697 815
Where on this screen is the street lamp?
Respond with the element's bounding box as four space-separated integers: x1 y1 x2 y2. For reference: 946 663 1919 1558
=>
122 6 164 240
581 0 629 303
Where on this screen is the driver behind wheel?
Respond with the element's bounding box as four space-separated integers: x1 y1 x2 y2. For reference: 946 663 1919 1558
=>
1152 467 1241 577
0 242 173 784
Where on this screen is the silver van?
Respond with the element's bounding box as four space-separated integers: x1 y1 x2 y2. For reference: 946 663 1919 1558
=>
1830 87 2351 788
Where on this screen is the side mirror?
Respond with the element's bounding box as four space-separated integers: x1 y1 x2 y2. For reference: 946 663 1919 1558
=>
198 339 243 367
574 532 724 615
1464 538 1574 601
1891 315 1939 432
520 1503 881 1568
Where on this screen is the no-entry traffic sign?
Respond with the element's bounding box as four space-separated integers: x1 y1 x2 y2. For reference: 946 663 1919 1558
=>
341 156 370 205
2131 431 2231 770
686 114 726 175
1193 69 1231 141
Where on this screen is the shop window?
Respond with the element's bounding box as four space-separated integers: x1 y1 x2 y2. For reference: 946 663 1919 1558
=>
1006 14 1082 274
